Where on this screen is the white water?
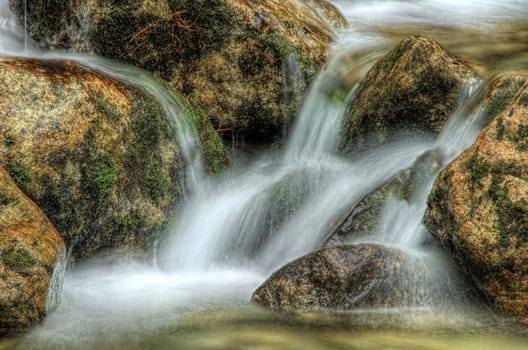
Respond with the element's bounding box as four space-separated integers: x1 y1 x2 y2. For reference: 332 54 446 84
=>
0 0 526 347
368 83 485 248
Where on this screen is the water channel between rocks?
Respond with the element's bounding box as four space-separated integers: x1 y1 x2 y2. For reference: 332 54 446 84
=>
1 0 528 349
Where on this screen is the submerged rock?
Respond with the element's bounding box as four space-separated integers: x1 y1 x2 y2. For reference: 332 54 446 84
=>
10 0 346 142
340 35 480 154
425 75 528 323
0 166 65 335
252 244 445 311
0 57 225 259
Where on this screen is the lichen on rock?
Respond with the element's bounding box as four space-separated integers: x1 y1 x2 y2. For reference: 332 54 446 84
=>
424 74 528 323
0 166 65 335
0 57 224 259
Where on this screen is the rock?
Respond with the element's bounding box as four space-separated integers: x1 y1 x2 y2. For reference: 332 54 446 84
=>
424 75 528 323
252 244 445 311
340 35 481 154
0 166 65 335
10 0 346 142
327 150 444 245
0 57 225 259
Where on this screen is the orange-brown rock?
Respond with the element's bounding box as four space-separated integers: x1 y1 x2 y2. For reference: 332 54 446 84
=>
425 74 528 323
0 166 65 335
0 57 224 259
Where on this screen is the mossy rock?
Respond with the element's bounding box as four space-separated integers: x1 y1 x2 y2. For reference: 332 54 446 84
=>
0 58 224 259
424 75 528 324
327 150 444 245
10 0 346 142
0 166 65 335
252 244 447 311
340 35 481 154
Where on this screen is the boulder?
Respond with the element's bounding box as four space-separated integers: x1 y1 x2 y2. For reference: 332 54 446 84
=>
0 57 225 259
0 166 65 335
424 75 528 323
10 0 346 142
252 244 445 311
340 35 480 154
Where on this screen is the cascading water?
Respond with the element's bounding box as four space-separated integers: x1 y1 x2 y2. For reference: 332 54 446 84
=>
367 82 486 248
1 0 528 348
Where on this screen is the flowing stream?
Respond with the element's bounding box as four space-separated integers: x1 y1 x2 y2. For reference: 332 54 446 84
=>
1 0 528 349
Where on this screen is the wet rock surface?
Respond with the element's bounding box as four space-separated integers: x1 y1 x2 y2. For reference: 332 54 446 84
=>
425 75 528 323
10 0 346 142
0 57 224 259
252 244 447 311
340 35 480 154
0 166 65 335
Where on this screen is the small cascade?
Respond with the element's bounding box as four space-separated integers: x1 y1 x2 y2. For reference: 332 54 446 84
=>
0 0 26 54
2 0 528 346
53 55 206 195
367 82 486 248
160 50 383 272
46 247 69 313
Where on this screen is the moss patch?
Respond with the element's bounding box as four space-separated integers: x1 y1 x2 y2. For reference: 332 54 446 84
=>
3 248 38 272
484 78 524 124
6 164 31 190
85 153 117 204
466 152 489 188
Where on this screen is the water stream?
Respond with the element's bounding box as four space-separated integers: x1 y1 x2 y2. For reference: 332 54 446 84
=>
1 0 528 349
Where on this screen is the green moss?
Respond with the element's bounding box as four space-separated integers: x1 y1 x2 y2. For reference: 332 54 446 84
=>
485 79 524 124
92 0 242 79
383 39 410 72
496 117 505 141
145 159 165 202
112 210 145 234
3 248 38 272
4 136 15 148
496 198 528 248
6 164 31 189
94 97 120 121
519 93 528 107
169 91 227 175
85 153 117 203
466 152 489 188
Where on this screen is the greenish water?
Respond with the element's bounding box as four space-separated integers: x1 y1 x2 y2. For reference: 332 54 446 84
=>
3 306 527 350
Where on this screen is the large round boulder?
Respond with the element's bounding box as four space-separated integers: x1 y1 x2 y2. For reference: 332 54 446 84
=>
10 0 346 142
340 35 480 154
425 75 528 323
0 166 65 335
252 244 447 311
0 57 225 259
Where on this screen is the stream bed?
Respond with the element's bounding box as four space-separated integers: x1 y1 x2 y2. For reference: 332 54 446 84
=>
1 0 528 349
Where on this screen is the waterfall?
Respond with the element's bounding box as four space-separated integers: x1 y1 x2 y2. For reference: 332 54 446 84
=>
2 0 527 345
363 82 486 248
62 56 206 195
